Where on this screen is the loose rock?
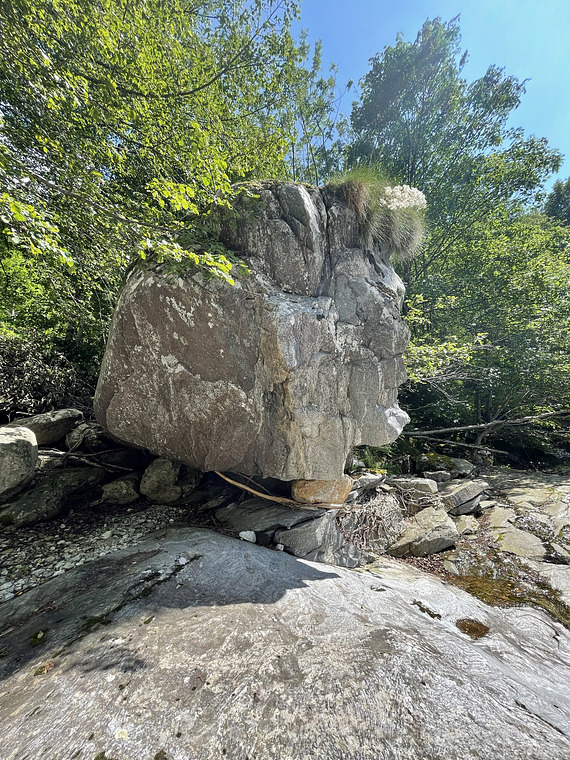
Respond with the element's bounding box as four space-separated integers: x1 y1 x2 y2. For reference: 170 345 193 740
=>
0 427 38 504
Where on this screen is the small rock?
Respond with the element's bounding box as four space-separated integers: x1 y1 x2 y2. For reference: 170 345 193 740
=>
442 480 488 512
490 527 546 560
291 476 353 505
479 500 497 510
423 471 452 483
389 477 438 495
239 531 256 543
387 507 459 557
0 427 38 504
485 506 516 529
100 474 140 505
352 473 385 492
101 530 113 540
140 458 182 503
454 515 479 535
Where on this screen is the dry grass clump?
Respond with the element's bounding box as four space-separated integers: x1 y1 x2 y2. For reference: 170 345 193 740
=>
325 166 426 261
337 491 406 553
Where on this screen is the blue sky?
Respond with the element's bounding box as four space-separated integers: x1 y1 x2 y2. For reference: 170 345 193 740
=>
295 0 570 184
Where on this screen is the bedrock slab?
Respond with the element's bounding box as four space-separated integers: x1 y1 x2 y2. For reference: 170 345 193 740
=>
1 528 568 760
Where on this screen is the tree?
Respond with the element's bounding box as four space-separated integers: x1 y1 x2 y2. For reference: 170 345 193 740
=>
545 177 570 225
0 0 309 412
348 17 568 451
349 17 560 286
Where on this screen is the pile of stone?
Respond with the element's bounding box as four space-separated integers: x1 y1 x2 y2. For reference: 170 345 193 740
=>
0 409 204 529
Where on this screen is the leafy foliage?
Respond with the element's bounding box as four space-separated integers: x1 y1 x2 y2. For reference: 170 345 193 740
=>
0 0 319 413
349 17 568 451
545 177 570 225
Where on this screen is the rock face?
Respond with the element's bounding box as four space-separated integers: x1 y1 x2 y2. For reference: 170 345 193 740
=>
95 181 410 481
1 528 569 760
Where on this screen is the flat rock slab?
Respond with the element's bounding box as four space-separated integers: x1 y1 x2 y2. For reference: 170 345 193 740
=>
1 528 568 760
490 526 547 560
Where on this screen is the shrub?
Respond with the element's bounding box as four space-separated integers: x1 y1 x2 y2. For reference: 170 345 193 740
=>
325 166 426 260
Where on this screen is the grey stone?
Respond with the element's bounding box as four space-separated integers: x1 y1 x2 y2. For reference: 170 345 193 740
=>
448 494 483 516
1 528 569 760
140 457 182 503
0 426 37 504
490 527 546 560
215 498 316 534
455 515 480 535
485 506 517 528
100 473 140 505
275 511 365 568
0 467 105 527
442 480 489 511
387 507 459 557
352 472 385 492
423 470 452 483
6 408 83 445
65 421 109 453
238 531 256 543
388 476 439 494
94 181 411 482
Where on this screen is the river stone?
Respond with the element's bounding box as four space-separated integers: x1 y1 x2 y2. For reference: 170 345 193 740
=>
0 467 105 527
389 476 438 494
455 514 480 535
140 457 182 503
274 511 365 568
0 426 37 504
6 408 83 445
215 498 317 534
490 527 547 560
291 475 353 504
486 506 517 528
387 506 459 557
1 528 569 760
442 479 489 511
100 473 140 505
94 181 410 482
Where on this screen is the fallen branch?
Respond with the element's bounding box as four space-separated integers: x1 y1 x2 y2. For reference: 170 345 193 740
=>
406 410 570 438
214 471 345 511
405 436 508 455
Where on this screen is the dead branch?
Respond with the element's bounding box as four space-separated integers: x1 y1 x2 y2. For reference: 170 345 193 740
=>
214 471 345 511
406 410 570 438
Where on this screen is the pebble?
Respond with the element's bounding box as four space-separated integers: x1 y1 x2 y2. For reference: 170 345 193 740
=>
0 501 198 601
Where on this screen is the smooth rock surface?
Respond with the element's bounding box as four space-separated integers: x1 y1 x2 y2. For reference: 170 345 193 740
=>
6 408 83 445
490 526 547 560
0 426 37 504
95 181 410 481
0 528 569 760
387 506 459 557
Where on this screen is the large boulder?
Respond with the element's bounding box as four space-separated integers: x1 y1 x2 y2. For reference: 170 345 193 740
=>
95 181 410 482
